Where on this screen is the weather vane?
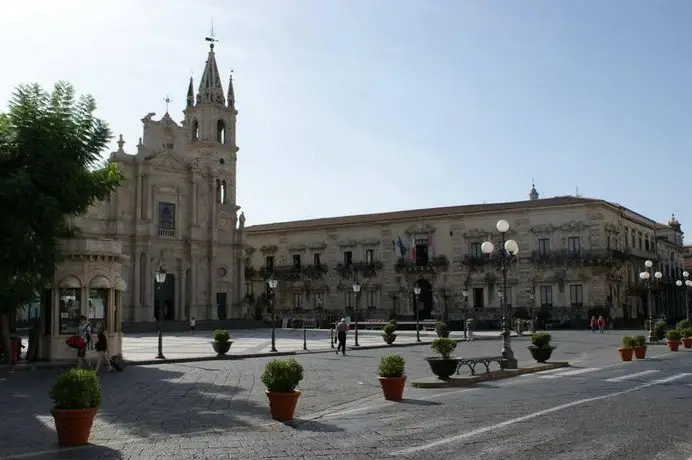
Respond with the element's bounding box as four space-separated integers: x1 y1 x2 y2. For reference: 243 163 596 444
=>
205 20 218 45
163 95 172 113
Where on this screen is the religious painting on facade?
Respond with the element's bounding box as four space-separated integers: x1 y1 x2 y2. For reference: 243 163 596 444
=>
158 202 176 235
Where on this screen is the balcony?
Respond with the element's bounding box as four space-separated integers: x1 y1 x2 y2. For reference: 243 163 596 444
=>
336 261 383 278
259 264 302 280
394 255 449 274
530 249 627 266
301 263 328 279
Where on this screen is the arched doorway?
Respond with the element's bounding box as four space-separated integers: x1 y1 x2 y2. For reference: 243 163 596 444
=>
154 274 176 321
412 279 434 320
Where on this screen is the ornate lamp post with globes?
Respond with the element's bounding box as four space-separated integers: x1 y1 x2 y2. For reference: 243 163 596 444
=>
481 219 519 369
676 271 691 321
267 273 279 352
352 280 361 347
639 260 662 343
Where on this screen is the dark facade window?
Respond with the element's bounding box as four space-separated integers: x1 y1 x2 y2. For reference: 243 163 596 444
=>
265 256 274 270
471 243 482 258
415 238 428 266
365 249 375 264
158 202 176 236
313 253 321 266
343 251 353 266
538 238 551 256
567 237 580 254
292 254 301 268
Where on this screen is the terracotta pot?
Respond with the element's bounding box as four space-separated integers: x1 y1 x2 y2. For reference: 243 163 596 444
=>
633 346 647 359
378 376 406 401
618 347 634 362
667 340 680 352
382 334 397 345
51 407 97 447
265 390 301 422
682 338 692 349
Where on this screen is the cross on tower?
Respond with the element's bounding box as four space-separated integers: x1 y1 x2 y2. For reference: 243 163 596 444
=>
205 20 218 46
163 96 172 113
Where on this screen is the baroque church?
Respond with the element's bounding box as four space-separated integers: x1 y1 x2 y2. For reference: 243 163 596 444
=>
74 41 246 325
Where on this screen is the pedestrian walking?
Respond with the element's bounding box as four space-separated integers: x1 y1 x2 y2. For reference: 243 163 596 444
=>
590 316 598 333
335 318 348 355
597 315 606 334
94 323 113 373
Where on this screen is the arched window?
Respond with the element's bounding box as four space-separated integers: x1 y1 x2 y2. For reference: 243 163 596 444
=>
217 120 226 144
215 179 222 204
221 180 227 204
192 120 199 141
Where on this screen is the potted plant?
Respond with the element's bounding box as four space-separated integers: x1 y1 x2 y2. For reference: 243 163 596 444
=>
378 354 406 401
681 328 692 349
676 319 692 331
528 332 555 363
49 368 101 447
261 358 304 421
654 321 667 341
425 337 458 380
435 321 450 338
666 329 682 352
632 335 647 359
618 336 635 362
211 329 233 356
382 322 397 345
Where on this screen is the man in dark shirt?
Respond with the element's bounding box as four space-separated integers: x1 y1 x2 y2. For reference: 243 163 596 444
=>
335 318 348 355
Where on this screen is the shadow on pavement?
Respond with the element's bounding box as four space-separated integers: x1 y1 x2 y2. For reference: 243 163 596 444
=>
23 444 123 459
397 399 442 406
285 419 345 432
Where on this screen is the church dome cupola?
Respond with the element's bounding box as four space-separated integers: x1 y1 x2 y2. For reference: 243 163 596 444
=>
529 180 539 201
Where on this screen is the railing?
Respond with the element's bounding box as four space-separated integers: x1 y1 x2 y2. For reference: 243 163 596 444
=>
394 255 449 273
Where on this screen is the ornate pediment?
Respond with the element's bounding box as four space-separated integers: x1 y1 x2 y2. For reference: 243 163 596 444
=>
530 224 555 234
405 224 436 236
148 152 187 171
603 223 621 234
338 239 358 248
244 246 255 257
308 242 327 250
360 239 380 247
287 244 307 252
463 228 488 238
561 221 589 233
260 244 278 254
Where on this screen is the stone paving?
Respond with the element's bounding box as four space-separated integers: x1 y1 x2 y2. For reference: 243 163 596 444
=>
0 330 641 459
121 328 504 362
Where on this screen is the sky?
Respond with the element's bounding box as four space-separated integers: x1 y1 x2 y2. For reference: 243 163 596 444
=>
1 1 691 233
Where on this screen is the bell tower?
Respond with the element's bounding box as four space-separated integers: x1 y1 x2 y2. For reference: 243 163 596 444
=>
183 35 237 152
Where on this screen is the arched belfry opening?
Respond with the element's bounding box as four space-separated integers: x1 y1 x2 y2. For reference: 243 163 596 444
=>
221 180 228 204
192 120 199 141
217 120 226 144
413 279 434 320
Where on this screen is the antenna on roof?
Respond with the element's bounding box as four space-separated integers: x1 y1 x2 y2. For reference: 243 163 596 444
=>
575 185 581 197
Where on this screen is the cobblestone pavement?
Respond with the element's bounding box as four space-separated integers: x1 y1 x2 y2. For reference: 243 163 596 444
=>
0 330 666 459
120 328 503 362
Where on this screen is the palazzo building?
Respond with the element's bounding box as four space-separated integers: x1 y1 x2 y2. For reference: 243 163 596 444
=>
243 186 687 327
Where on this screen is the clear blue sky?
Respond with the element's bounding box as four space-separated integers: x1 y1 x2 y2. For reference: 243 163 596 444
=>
1 1 690 234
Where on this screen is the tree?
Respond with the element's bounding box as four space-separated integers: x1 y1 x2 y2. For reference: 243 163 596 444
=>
0 81 123 364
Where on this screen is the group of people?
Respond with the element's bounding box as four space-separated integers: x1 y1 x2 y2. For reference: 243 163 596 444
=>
75 315 113 372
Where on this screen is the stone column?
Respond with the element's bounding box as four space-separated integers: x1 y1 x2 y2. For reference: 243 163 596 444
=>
175 268 182 320
180 269 187 321
210 257 218 320
108 288 115 333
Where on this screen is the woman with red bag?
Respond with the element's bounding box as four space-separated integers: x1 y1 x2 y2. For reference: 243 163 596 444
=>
75 315 92 368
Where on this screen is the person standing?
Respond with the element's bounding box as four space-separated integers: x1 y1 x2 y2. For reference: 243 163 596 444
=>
76 315 92 369
597 315 606 334
590 316 598 333
94 323 113 373
189 316 196 333
335 318 348 355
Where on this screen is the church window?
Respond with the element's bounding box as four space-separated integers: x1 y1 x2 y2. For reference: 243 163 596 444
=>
158 202 176 237
221 180 228 204
217 120 226 144
192 120 199 141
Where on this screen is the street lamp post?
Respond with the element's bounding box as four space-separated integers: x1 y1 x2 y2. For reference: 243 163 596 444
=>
529 291 536 333
461 288 469 338
639 260 662 343
675 271 691 321
154 266 167 360
481 219 519 369
413 284 421 342
267 274 278 352
352 280 361 347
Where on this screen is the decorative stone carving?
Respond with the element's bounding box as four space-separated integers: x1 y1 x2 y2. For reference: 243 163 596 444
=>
245 246 256 257
260 244 278 254
308 242 327 250
360 238 380 247
560 221 589 232
287 244 307 252
405 224 435 236
338 239 358 248
530 224 555 234
149 153 187 171
155 185 177 195
217 212 231 231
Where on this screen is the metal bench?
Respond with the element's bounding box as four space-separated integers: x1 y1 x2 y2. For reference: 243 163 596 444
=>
455 356 506 375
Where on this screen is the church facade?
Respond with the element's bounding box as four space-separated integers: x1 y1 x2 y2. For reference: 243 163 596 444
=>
37 42 246 359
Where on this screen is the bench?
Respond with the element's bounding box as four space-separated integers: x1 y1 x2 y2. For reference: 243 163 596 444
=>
455 356 506 376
